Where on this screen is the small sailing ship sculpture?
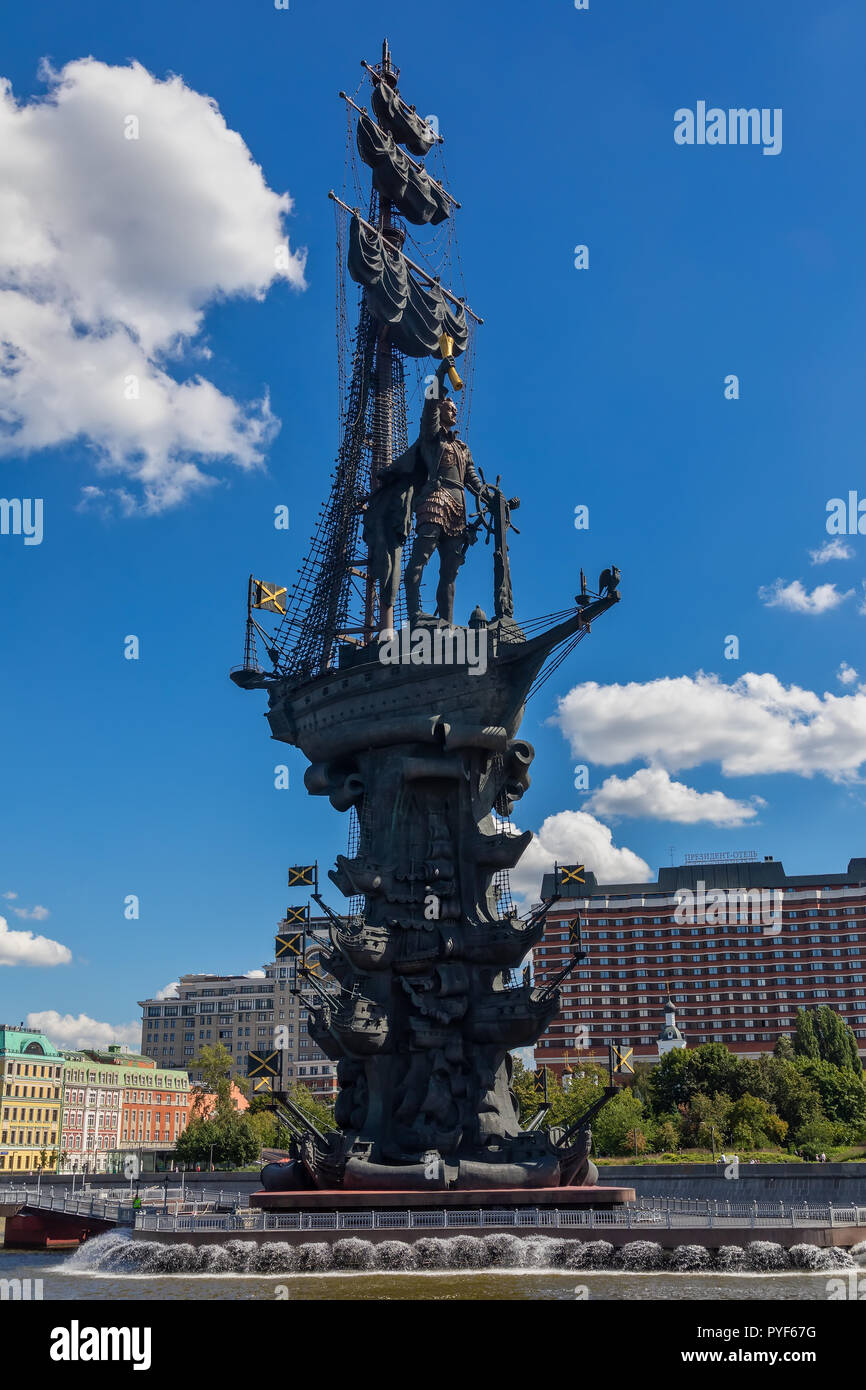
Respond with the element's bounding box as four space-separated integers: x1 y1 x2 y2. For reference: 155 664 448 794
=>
232 41 621 1191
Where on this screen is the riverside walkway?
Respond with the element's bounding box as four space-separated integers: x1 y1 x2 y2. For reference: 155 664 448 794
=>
133 1199 866 1249
4 1182 865 1250
0 1182 249 1228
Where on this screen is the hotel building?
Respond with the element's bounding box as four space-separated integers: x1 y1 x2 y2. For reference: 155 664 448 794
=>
532 855 866 1071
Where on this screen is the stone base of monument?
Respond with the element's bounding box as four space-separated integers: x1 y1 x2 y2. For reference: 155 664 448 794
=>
203 1183 634 1248
250 1185 636 1213
250 1178 636 1212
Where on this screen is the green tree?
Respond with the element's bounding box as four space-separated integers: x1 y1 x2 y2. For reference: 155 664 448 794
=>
593 1089 647 1156
647 1048 694 1112
796 1058 866 1129
793 1009 820 1061
811 1006 863 1073
246 1109 279 1151
735 1056 774 1103
793 1117 846 1153
175 1112 260 1169
648 1043 741 1113
690 1043 742 1100
652 1118 681 1152
188 1042 246 1123
680 1091 731 1148
556 1066 609 1133
285 1083 336 1134
727 1093 787 1149
764 1058 821 1135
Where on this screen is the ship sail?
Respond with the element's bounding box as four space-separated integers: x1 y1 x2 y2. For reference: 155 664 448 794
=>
347 214 468 358
370 77 436 157
356 113 450 226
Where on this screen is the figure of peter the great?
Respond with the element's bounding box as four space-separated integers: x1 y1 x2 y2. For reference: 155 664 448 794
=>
363 355 492 626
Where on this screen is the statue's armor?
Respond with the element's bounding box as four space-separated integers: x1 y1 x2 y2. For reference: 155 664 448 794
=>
364 366 486 622
414 438 475 536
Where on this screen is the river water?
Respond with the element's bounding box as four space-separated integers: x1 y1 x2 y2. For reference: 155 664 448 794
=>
2 1236 861 1301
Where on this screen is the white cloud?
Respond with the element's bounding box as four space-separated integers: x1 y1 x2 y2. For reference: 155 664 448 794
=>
585 767 764 826
758 579 853 613
155 980 179 1000
2 891 18 900
810 539 854 565
0 914 71 967
0 58 306 512
507 810 651 904
244 969 266 979
26 1010 140 1050
553 672 866 783
838 662 859 686
12 904 50 921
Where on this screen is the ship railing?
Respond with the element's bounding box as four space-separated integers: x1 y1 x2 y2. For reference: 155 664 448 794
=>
133 1201 866 1235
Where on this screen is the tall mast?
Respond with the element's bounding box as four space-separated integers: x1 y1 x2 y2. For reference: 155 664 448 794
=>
253 39 469 681
366 38 398 639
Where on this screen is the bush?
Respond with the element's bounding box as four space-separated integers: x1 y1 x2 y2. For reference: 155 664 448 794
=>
653 1120 680 1152
792 1118 848 1152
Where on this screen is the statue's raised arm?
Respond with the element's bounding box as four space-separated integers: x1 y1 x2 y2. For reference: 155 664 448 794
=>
402 357 493 624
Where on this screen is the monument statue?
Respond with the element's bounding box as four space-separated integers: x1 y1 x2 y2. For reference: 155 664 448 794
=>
232 41 622 1193
378 356 491 623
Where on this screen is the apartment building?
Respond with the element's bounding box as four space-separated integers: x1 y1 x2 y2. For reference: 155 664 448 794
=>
138 916 339 1100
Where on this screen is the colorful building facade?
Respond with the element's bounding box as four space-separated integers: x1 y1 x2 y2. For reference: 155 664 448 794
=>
59 1046 190 1173
60 1049 123 1172
117 1053 190 1162
0 1026 64 1174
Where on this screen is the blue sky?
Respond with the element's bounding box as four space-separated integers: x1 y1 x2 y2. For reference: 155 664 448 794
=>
1 0 864 1041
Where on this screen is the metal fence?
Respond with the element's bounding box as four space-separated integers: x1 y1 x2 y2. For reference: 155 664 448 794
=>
135 1201 866 1236
0 1183 249 1224
6 1181 863 1235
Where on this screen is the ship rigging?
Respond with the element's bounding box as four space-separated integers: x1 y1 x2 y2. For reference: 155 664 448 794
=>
231 38 619 697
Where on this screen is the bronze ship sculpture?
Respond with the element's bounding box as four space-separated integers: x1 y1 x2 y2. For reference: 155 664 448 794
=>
232 41 621 1191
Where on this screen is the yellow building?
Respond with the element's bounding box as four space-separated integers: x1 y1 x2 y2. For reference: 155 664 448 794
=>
0 1026 64 1175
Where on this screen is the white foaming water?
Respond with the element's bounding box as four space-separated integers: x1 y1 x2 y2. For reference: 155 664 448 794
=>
61 1231 857 1277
